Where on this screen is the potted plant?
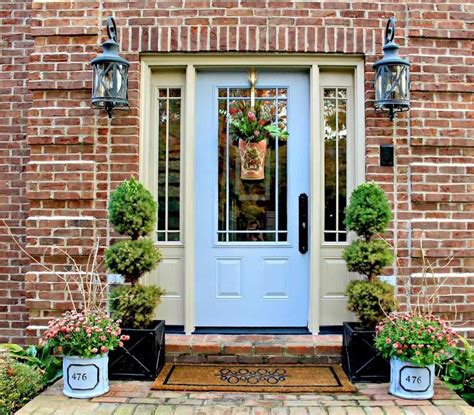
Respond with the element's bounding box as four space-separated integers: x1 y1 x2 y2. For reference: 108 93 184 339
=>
1 220 127 398
341 183 397 382
44 310 126 398
375 312 457 399
222 101 288 180
105 177 166 380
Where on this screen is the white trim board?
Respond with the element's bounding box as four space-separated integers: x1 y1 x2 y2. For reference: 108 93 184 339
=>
139 55 365 334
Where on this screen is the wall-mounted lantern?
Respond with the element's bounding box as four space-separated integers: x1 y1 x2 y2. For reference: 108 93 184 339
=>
373 17 410 121
91 17 129 118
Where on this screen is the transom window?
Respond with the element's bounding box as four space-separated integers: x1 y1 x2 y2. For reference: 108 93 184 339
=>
323 87 348 243
217 87 288 242
157 87 181 242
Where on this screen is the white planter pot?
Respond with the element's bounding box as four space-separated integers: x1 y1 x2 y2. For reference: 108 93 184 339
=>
63 353 109 398
389 357 435 399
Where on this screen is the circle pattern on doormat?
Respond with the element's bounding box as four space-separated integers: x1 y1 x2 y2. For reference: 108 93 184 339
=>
218 368 287 384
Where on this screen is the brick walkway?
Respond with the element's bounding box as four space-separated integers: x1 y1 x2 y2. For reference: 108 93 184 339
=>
17 379 473 415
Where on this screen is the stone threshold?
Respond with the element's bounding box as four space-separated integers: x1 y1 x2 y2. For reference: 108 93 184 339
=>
165 334 342 364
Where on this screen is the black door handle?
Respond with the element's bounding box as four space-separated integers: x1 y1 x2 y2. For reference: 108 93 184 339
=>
299 193 308 254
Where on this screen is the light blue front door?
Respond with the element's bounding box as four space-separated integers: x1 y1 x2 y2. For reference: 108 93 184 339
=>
195 70 310 327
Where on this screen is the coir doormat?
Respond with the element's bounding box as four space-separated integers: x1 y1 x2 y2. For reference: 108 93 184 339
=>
152 364 355 393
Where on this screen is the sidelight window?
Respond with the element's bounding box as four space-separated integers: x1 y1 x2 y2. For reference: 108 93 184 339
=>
157 88 182 242
323 87 348 243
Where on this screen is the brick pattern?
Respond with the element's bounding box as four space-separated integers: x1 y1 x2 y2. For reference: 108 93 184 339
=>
166 334 342 364
0 0 34 343
17 379 473 415
0 0 473 342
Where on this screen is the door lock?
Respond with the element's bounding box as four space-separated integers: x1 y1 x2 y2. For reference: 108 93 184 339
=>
299 193 308 254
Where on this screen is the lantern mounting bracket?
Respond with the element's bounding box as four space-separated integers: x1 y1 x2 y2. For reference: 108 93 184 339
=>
106 17 118 43
384 17 395 45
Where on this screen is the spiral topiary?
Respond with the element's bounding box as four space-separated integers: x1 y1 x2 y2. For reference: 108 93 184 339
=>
105 177 164 328
343 182 397 327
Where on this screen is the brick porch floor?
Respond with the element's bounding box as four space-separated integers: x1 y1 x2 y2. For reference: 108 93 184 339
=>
15 334 474 414
17 379 472 415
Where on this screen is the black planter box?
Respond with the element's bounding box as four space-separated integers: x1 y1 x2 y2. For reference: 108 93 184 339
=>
342 321 390 382
109 320 165 380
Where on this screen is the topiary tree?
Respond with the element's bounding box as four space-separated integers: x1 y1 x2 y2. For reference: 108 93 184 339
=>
342 182 397 327
105 177 164 329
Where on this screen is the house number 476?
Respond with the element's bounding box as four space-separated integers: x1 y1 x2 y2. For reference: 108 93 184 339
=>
405 375 422 384
71 372 88 381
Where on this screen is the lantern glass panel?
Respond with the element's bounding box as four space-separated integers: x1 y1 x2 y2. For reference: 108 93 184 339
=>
375 64 409 104
93 62 128 104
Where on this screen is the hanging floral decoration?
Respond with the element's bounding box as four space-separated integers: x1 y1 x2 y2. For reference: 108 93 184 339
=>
220 101 288 180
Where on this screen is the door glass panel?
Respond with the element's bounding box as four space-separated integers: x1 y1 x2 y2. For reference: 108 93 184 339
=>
157 88 182 242
323 87 347 243
217 87 288 242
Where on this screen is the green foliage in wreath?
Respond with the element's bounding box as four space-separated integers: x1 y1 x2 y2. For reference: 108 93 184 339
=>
344 182 392 241
345 280 397 328
105 239 162 285
342 239 394 281
108 177 157 239
109 285 165 329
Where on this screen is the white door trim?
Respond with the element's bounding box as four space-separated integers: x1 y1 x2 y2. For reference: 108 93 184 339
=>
140 55 366 334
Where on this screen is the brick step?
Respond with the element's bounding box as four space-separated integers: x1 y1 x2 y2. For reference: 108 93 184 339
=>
165 334 342 364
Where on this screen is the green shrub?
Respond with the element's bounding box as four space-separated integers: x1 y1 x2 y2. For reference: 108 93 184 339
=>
346 280 397 328
342 183 396 328
344 182 392 241
105 239 162 285
108 177 157 239
109 285 165 329
0 343 62 387
106 177 164 328
437 337 474 405
342 240 393 281
0 357 44 415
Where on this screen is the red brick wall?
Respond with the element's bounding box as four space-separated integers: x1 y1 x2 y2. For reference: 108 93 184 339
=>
0 0 34 343
1 1 472 342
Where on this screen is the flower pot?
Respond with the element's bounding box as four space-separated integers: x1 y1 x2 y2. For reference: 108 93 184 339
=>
63 353 109 398
108 320 165 380
389 357 435 399
238 138 267 180
342 322 390 382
